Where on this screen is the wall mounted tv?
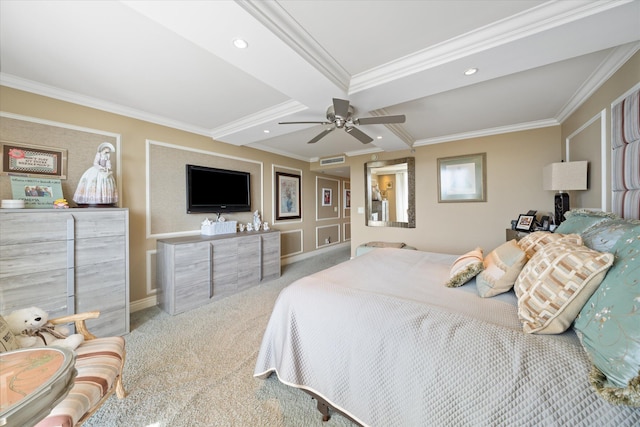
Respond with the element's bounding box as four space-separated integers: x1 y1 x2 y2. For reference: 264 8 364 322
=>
186 164 251 213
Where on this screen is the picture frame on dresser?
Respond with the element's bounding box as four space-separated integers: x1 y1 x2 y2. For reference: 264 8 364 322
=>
1 141 67 179
515 214 535 231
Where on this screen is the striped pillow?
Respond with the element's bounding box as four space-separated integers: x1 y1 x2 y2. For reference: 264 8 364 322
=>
476 240 527 298
515 241 613 334
445 247 483 288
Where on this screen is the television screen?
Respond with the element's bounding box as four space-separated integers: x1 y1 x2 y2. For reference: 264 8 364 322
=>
186 164 251 213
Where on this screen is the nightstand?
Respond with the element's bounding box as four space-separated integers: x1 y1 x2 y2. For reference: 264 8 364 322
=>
506 228 530 241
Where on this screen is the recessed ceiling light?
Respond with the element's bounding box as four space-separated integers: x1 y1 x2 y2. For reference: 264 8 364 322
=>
233 38 248 49
376 136 383 139
464 68 478 76
263 130 270 134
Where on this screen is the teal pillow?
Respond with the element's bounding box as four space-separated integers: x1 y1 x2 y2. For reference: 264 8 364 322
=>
574 221 640 406
581 218 637 253
555 209 617 235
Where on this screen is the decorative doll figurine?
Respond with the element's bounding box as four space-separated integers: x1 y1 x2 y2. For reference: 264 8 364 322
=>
73 142 118 206
253 210 261 231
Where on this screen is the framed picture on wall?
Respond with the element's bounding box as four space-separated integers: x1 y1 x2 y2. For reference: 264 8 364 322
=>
322 188 332 206
275 171 301 220
344 189 351 209
437 152 486 203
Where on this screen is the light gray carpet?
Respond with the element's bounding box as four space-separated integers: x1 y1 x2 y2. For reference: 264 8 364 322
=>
84 245 357 427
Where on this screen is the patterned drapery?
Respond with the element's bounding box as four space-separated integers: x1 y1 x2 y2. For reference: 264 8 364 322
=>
611 87 640 219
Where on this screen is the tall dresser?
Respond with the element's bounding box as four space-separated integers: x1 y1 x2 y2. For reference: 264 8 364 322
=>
0 209 130 336
157 230 280 315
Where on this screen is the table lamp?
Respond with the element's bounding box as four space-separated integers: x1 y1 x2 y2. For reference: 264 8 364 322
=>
543 160 588 225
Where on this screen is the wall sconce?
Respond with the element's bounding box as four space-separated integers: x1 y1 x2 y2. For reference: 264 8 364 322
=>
543 160 588 224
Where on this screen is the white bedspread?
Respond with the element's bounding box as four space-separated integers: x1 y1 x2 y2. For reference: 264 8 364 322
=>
254 248 640 426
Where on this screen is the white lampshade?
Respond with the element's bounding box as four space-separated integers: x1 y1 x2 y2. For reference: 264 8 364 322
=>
543 161 588 192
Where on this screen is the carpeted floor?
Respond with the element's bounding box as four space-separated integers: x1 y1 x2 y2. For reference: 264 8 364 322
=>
84 245 357 427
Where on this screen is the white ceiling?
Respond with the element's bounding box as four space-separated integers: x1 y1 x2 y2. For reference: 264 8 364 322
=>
1 0 639 178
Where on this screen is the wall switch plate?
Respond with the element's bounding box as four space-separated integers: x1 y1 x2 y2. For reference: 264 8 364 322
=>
357 207 364 214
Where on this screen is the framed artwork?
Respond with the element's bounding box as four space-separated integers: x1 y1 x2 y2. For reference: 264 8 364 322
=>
2 141 67 179
516 214 536 231
275 171 301 220
322 188 332 206
344 189 351 209
437 152 486 203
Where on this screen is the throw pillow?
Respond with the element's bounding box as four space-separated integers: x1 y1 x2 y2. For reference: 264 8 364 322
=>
580 218 637 253
515 241 614 335
445 247 484 288
517 231 582 259
574 221 640 406
0 316 19 352
554 209 617 235
476 240 527 298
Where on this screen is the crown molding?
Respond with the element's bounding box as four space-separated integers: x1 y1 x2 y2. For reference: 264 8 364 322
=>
350 0 632 94
0 73 213 137
556 42 640 123
210 100 307 141
238 0 350 92
413 119 559 147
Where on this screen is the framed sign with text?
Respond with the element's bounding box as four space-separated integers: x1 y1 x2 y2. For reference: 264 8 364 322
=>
2 142 67 179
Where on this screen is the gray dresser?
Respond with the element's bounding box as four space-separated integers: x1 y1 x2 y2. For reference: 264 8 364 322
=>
157 230 280 315
0 208 130 336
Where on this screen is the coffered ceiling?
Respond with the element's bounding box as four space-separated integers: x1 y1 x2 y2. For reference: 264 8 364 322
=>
1 1 639 170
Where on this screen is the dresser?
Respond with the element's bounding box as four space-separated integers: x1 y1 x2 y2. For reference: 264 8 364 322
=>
0 209 130 336
157 230 280 315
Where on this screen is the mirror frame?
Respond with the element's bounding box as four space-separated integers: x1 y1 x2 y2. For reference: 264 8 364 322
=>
365 157 415 228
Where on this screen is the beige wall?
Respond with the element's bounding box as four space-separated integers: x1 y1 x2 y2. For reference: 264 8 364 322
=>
1 51 636 307
0 87 349 307
338 127 562 258
561 51 640 213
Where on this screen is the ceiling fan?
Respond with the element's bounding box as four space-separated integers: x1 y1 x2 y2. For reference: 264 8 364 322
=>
278 98 406 144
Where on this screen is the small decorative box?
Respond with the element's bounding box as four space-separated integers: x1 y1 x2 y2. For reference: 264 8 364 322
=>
201 220 237 236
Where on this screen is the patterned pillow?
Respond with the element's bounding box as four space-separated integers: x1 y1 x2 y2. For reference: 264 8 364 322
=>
554 209 617 235
574 222 640 406
580 218 636 253
476 240 527 298
515 241 613 334
0 316 19 352
518 231 582 259
445 247 483 288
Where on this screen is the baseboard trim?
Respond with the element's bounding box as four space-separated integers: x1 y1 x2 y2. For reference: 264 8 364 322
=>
130 295 158 313
281 241 350 266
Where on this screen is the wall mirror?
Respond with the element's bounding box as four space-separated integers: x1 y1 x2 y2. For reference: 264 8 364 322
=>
365 157 415 228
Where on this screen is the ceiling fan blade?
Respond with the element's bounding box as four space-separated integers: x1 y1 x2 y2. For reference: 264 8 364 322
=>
355 114 406 125
279 121 330 125
346 126 373 144
332 98 351 119
308 127 334 144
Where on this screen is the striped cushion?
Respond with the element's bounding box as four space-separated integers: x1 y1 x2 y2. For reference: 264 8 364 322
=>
515 241 614 334
35 336 125 427
445 247 483 287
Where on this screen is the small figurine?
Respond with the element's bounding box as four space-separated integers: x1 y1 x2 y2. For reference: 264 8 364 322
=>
263 222 270 231
53 198 69 209
253 210 261 231
246 222 253 232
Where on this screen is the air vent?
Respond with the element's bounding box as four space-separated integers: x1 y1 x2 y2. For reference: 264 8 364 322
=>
320 156 345 166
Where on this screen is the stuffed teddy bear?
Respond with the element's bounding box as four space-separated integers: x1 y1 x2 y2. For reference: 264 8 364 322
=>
4 306 84 350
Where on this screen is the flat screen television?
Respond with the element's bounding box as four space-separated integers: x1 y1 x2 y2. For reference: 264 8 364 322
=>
186 164 251 213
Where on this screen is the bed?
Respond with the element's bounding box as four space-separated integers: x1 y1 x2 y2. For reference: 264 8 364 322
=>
254 211 640 426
